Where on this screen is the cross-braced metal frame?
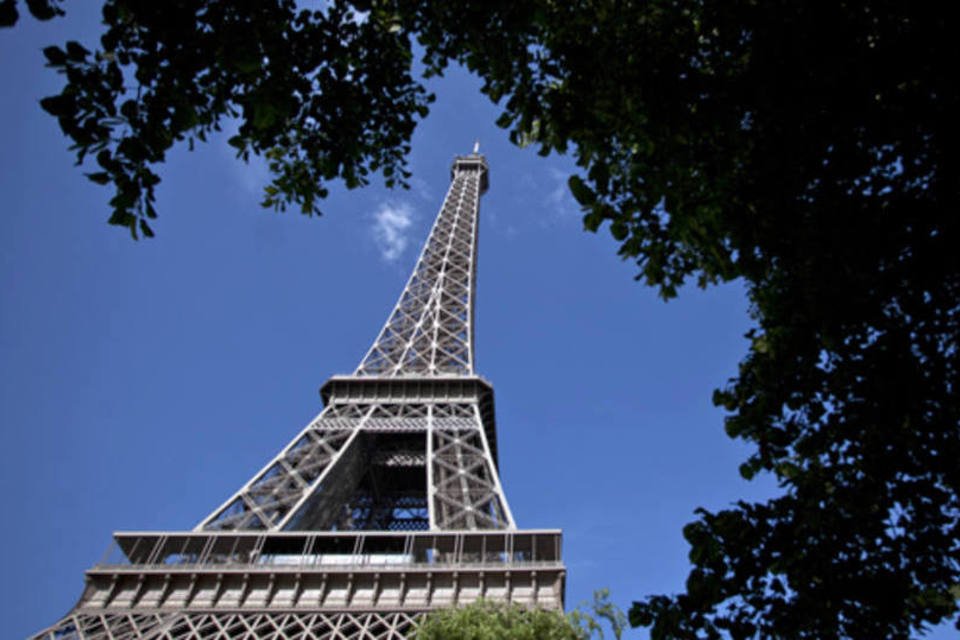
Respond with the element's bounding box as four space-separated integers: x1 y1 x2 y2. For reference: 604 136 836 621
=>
34 151 564 640
37 611 417 640
356 154 485 377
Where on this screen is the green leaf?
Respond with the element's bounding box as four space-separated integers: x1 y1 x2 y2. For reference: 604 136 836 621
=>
588 162 610 192
775 461 800 480
0 0 18 27
39 94 72 117
64 40 89 61
25 0 64 21
610 220 628 241
107 209 135 228
568 174 595 206
583 210 603 232
119 100 138 121
85 171 110 185
42 45 66 66
234 54 261 74
96 149 114 170
252 104 277 130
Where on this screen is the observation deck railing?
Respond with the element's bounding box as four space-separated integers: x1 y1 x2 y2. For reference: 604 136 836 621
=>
95 530 563 573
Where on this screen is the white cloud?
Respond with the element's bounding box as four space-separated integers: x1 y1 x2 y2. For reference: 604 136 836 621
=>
371 202 415 262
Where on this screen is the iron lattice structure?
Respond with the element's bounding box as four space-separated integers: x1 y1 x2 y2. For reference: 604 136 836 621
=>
34 150 565 640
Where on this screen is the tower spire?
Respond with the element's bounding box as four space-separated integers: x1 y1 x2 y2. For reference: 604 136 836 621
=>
356 151 488 377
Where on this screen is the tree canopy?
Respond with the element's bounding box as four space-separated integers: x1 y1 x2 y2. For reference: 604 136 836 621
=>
411 591 625 640
411 601 583 640
5 1 959 637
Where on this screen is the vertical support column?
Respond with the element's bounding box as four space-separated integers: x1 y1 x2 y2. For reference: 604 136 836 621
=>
427 404 438 530
472 405 516 530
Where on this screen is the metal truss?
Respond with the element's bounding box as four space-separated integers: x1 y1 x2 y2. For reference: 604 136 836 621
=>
35 611 417 639
198 152 512 536
431 411 512 530
33 530 565 639
198 390 515 533
356 153 487 377
35 151 564 640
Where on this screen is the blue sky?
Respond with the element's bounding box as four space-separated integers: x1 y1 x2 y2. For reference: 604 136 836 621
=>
2 7 951 640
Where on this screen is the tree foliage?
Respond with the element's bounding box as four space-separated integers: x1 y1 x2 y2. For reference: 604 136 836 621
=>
0 0 64 26
383 4 960 635
6 1 960 637
411 601 582 640
411 591 625 640
6 0 430 237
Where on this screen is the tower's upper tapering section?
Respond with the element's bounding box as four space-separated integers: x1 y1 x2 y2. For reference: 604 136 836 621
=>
356 151 489 377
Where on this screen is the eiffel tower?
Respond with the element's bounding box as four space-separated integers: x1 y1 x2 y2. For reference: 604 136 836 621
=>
34 147 565 639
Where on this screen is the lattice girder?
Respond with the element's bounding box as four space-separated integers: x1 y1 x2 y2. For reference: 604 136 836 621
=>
198 374 513 534
199 386 515 533
200 410 362 531
34 611 418 640
356 154 486 377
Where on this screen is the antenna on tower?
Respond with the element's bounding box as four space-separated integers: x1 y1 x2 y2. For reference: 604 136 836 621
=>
473 139 480 154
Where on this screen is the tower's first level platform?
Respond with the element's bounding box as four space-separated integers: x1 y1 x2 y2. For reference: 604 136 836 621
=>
34 529 565 639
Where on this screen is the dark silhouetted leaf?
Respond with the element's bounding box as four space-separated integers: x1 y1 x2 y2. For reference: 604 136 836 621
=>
85 171 110 185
